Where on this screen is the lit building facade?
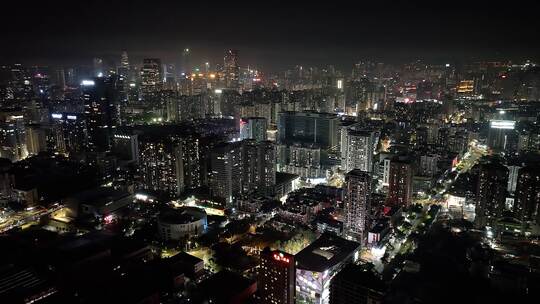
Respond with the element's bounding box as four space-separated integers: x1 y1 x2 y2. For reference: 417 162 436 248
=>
387 158 413 207
0 109 27 161
50 112 87 155
341 127 378 173
81 77 119 152
258 248 295 304
240 117 267 142
140 58 162 99
295 233 360 304
138 136 182 197
475 162 508 228
224 49 239 90
514 166 540 226
344 169 371 242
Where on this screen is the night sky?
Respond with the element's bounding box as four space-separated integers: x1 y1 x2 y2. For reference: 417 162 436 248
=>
2 0 540 72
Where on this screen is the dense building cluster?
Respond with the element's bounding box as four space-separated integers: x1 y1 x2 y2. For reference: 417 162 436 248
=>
1 51 540 304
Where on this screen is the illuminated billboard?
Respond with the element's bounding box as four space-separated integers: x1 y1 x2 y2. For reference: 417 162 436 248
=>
490 120 515 130
81 80 95 86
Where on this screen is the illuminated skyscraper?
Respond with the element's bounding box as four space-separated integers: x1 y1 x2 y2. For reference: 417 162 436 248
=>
93 57 104 77
81 77 119 152
387 157 413 207
163 64 177 90
277 111 338 149
487 120 516 152
7 63 33 102
181 48 191 74
50 112 87 155
258 248 295 304
514 166 540 226
224 49 239 90
344 169 371 242
341 127 379 173
475 162 508 228
25 124 47 156
240 117 267 142
118 51 129 78
140 58 162 99
0 109 27 161
210 142 243 206
295 233 360 304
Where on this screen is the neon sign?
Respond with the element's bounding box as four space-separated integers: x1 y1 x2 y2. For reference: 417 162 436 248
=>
273 252 290 264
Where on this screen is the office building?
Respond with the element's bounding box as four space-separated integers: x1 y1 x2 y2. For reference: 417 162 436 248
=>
112 132 139 163
277 111 338 149
140 58 162 99
506 164 521 194
81 77 119 152
487 120 516 152
258 248 295 304
138 135 183 197
25 124 47 156
295 233 361 304
118 50 129 78
0 109 27 161
181 48 191 74
224 49 239 90
50 112 87 155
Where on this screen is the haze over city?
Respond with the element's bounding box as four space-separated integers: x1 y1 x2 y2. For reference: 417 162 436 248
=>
1 2 540 304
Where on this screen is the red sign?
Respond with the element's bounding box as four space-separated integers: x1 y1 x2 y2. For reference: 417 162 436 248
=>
273 253 290 264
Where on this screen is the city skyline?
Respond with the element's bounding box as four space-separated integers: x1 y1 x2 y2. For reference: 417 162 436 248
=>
2 1 540 71
1 3 540 304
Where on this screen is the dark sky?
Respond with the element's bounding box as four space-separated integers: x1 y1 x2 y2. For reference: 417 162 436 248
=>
2 0 540 72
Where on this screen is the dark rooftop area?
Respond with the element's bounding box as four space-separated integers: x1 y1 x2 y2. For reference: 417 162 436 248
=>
295 233 360 272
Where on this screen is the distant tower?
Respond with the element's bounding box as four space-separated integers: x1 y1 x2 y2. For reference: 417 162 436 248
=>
93 57 104 77
118 51 130 78
140 58 163 99
81 77 119 152
181 48 191 74
224 49 239 90
121 51 129 69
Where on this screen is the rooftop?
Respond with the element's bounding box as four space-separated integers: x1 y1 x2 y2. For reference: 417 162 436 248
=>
295 233 360 272
332 263 386 293
158 207 206 225
70 187 131 208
